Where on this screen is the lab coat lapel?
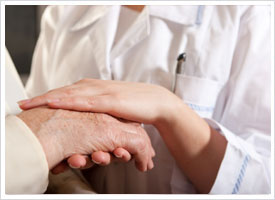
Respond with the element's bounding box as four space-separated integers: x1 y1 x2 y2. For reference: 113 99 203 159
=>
110 5 202 64
70 6 110 31
110 7 150 62
72 6 120 80
90 6 121 80
69 5 201 80
88 6 120 80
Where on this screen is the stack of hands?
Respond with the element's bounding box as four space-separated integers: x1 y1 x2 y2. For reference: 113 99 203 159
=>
17 78 179 174
18 78 227 193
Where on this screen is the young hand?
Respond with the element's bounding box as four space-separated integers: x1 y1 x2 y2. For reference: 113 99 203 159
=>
18 79 182 126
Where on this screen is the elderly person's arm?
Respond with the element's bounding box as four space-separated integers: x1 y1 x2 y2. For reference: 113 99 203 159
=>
5 47 154 194
6 107 154 194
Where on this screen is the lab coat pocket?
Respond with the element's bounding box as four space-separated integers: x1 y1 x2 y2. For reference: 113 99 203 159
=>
174 75 223 118
170 75 223 194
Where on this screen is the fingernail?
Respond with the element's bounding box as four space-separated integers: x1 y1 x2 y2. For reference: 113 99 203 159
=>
114 153 122 158
68 163 79 169
92 159 101 165
48 99 60 103
17 99 31 106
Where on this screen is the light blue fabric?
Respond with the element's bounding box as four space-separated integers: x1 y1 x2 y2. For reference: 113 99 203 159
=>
232 155 251 194
196 5 204 25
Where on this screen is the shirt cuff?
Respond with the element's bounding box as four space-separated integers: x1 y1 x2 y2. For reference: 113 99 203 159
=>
205 118 270 194
5 115 49 194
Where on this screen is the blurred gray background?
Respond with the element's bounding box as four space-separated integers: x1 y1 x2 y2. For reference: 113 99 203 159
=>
5 5 47 84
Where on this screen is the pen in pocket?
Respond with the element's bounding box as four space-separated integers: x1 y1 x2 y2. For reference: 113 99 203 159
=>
172 52 186 92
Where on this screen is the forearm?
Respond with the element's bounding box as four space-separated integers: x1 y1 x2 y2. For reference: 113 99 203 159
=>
155 101 227 193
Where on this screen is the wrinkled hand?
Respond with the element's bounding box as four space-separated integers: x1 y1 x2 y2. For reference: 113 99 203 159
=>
51 147 132 174
17 107 155 172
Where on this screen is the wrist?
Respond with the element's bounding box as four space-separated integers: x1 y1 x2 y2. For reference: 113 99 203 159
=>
154 94 185 132
17 108 68 169
155 99 213 156
35 122 66 169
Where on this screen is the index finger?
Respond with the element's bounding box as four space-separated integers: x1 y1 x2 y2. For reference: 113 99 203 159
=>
17 87 69 110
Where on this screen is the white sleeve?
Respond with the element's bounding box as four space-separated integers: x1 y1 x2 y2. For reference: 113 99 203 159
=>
208 6 271 194
5 48 49 194
5 115 49 194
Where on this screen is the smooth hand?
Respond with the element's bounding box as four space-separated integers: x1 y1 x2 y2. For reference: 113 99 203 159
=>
17 107 155 172
19 79 182 125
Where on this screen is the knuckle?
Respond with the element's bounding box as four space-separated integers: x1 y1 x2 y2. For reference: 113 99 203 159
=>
135 125 146 136
86 97 94 107
152 149 156 157
64 88 76 96
35 95 47 102
136 137 147 152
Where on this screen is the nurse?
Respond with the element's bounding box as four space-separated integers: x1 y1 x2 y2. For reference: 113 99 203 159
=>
20 5 271 194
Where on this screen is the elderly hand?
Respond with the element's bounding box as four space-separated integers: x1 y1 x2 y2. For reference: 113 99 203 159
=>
17 107 155 172
51 143 134 174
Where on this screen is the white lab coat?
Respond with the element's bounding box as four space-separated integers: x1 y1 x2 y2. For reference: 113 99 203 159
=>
26 5 271 194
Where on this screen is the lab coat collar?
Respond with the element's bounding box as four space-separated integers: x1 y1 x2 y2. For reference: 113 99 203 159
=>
148 5 203 25
70 6 110 31
86 6 150 80
69 5 201 79
70 5 202 31
110 6 150 62
87 6 121 80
